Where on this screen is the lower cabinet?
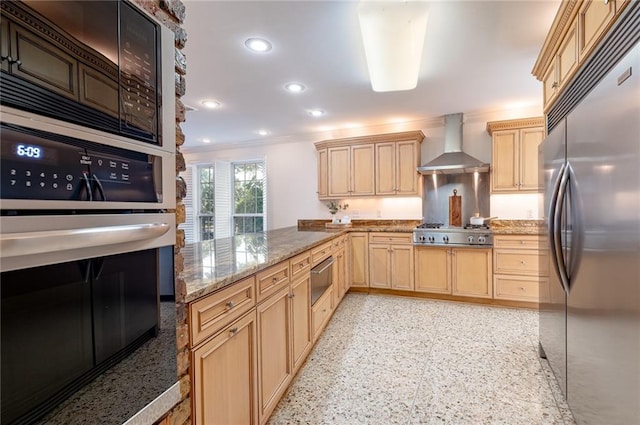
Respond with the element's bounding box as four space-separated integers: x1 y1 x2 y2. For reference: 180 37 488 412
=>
414 247 493 298
493 235 549 303
348 232 369 287
192 311 258 425
312 286 333 342
333 245 347 305
290 274 312 373
368 232 414 290
257 285 292 423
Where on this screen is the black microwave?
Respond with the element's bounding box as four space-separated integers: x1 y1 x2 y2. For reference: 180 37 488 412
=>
0 0 171 146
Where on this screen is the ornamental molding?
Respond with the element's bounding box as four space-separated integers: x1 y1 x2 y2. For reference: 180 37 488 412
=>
486 117 545 135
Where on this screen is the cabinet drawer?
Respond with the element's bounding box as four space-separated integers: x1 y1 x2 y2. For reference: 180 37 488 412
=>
494 235 547 249
368 232 412 244
494 275 549 303
290 250 311 282
331 235 347 252
189 276 256 347
494 249 548 276
256 261 290 302
312 288 333 341
311 241 333 266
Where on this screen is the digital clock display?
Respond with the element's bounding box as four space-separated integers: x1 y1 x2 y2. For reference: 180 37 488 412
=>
15 144 43 159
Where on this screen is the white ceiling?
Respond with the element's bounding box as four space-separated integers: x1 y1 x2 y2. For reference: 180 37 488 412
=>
180 1 559 150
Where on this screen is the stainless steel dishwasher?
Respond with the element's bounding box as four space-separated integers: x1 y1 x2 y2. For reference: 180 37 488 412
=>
310 256 334 305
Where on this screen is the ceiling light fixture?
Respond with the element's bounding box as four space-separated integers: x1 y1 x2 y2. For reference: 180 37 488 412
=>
284 82 305 93
202 100 221 109
245 37 272 53
202 138 211 144
257 129 269 136
358 0 429 92
308 109 325 117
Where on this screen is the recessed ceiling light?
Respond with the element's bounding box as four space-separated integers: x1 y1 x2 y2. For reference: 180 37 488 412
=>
202 138 211 143
257 129 269 136
245 38 272 53
285 82 305 93
308 109 325 117
202 100 221 109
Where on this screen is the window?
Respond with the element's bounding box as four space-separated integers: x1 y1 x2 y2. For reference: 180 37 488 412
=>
180 159 266 242
198 165 215 241
233 161 265 235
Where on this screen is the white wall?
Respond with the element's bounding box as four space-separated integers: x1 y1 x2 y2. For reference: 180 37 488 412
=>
182 106 544 229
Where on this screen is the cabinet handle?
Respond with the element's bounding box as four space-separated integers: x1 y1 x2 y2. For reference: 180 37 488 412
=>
1 55 21 66
521 240 526 244
288 293 295 299
604 0 609 4
299 263 305 268
520 260 526 265
272 277 278 282
552 81 558 88
229 327 238 336
226 300 235 309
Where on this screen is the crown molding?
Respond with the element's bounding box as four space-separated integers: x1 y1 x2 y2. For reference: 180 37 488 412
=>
486 117 545 135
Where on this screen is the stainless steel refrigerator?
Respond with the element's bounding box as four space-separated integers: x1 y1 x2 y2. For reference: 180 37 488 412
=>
540 35 640 424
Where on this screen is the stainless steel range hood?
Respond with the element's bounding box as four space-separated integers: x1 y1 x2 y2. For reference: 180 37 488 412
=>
417 113 489 175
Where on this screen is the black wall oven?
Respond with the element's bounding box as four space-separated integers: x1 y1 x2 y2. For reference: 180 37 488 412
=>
0 1 177 424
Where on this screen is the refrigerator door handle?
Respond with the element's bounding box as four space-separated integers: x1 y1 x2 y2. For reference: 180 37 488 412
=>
566 164 584 290
548 162 568 293
553 163 571 293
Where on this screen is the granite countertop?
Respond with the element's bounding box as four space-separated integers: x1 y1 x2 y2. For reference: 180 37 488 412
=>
491 219 547 235
182 226 346 302
182 221 422 302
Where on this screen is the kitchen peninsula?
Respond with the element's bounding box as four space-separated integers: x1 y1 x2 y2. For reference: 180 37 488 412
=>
182 219 544 424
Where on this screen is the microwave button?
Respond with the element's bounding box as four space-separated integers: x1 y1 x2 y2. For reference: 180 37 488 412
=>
66 183 73 191
53 183 58 189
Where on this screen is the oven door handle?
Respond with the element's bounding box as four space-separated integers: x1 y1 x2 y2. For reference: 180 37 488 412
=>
0 223 171 258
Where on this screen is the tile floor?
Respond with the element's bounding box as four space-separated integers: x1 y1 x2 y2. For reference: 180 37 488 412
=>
268 293 577 425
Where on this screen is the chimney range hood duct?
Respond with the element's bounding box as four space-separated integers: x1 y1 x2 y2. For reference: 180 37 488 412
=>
417 113 489 175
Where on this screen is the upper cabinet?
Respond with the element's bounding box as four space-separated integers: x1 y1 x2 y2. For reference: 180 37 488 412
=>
532 0 628 112
315 131 424 199
487 117 546 193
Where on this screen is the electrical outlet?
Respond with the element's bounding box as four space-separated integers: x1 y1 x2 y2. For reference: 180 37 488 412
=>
526 209 533 219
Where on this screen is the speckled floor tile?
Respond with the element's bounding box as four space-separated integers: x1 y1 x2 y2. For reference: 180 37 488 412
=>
268 294 575 425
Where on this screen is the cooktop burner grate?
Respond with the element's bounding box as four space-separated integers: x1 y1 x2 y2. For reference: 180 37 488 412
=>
463 224 491 230
416 222 444 229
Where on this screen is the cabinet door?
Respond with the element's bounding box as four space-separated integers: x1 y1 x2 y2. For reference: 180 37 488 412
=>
519 128 545 191
390 244 414 291
351 144 375 196
256 286 292 423
369 244 391 288
327 146 351 197
348 232 369 287
542 60 558 110
333 247 347 304
317 148 328 198
557 21 579 88
10 24 78 100
375 142 396 195
396 140 419 195
578 0 616 61
192 311 258 425
451 248 493 298
491 130 519 192
414 247 451 293
290 276 312 373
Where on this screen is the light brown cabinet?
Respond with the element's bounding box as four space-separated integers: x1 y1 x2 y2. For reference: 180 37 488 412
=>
487 117 545 193
414 247 492 298
533 0 627 112
192 310 258 425
256 285 292 424
368 233 414 291
315 131 424 199
316 148 328 198
327 144 375 198
332 236 348 305
290 272 312 373
311 285 333 342
348 232 369 288
493 235 550 303
375 140 420 195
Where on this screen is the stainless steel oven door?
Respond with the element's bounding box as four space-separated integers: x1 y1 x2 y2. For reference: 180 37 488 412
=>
0 213 175 272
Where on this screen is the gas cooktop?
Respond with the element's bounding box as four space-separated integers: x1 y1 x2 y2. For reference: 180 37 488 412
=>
413 223 493 246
